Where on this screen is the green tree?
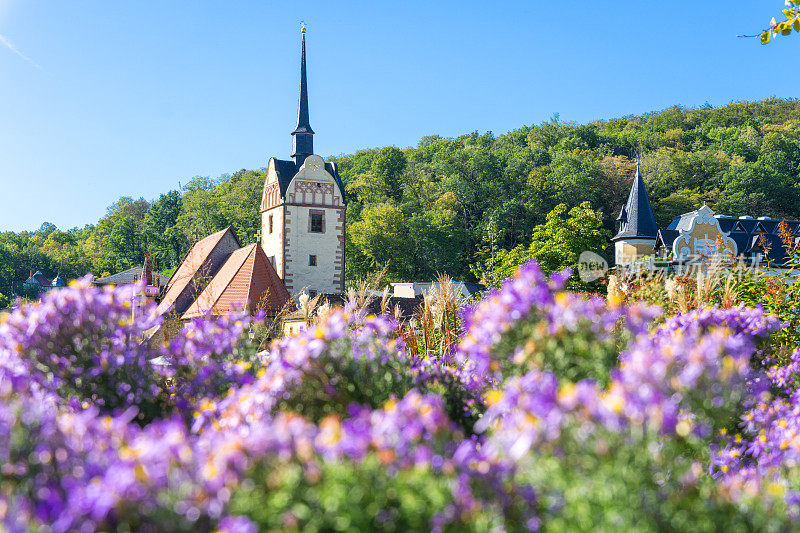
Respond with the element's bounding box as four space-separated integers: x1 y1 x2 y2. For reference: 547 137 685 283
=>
108 216 142 271
143 190 184 269
477 202 609 291
371 146 407 203
407 208 468 279
348 203 411 280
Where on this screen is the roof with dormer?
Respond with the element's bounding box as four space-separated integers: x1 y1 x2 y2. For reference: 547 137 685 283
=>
656 211 800 265
24 270 51 287
612 162 658 242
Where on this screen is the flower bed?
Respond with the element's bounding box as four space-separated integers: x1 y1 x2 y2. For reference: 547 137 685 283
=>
0 263 798 531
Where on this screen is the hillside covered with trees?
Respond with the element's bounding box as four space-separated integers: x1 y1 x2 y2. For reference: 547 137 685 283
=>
2 97 800 295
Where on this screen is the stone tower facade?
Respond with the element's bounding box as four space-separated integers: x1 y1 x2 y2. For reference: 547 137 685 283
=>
259 29 346 297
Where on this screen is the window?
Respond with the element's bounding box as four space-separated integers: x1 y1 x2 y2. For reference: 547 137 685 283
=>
309 212 324 233
309 254 317 267
268 214 274 234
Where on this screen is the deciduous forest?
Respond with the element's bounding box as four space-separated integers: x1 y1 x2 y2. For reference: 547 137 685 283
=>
2 97 800 295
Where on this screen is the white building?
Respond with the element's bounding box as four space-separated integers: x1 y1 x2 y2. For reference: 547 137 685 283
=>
259 28 346 298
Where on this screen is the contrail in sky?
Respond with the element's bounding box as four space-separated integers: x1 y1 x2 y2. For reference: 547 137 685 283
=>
0 33 41 70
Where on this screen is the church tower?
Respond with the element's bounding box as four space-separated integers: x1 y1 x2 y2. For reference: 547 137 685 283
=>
611 161 658 264
260 26 347 298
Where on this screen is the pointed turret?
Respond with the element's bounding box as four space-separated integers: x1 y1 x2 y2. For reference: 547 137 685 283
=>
292 25 314 164
612 161 658 241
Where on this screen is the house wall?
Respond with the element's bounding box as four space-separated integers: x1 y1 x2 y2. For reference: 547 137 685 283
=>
261 206 285 277
671 210 737 260
615 239 655 264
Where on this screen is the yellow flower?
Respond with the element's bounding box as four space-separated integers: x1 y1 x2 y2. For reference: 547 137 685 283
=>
558 382 577 402
134 464 149 483
485 390 503 406
384 397 398 412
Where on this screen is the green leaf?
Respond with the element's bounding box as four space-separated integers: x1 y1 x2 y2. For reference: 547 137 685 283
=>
761 30 771 44
792 17 800 31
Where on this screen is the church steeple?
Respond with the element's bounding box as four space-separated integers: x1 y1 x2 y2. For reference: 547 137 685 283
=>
292 23 314 164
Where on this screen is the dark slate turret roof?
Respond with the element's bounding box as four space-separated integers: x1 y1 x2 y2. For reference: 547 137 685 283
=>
270 157 347 204
616 205 627 223
273 158 300 197
612 162 658 242
291 32 314 136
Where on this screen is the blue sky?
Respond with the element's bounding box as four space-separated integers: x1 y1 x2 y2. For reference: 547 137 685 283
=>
0 1 796 231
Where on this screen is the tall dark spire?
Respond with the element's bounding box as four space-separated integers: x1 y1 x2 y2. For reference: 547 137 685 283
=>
612 159 658 241
292 23 314 164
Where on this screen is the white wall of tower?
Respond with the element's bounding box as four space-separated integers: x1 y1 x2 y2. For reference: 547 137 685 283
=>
260 155 345 297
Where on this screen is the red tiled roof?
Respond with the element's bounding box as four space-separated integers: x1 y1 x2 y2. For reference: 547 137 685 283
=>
181 243 290 319
156 228 235 316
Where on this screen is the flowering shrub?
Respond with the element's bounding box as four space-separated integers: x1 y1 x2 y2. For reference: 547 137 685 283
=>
159 311 261 415
458 261 659 386
0 277 164 420
2 260 800 531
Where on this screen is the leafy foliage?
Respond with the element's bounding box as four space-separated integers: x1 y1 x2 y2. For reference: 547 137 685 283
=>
4 99 800 293
760 1 800 44
474 201 609 289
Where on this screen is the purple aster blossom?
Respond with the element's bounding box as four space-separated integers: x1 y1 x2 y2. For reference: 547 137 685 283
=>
217 515 258 533
195 306 411 431
0 277 163 416
456 259 660 382
457 261 567 379
159 310 258 414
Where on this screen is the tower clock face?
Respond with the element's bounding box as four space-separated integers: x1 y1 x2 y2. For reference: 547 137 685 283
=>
311 160 321 170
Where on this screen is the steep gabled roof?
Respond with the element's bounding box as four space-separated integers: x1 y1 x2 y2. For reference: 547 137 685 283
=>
654 229 679 251
324 161 347 204
612 162 658 241
25 271 52 287
181 243 290 319
156 227 241 316
272 158 300 198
